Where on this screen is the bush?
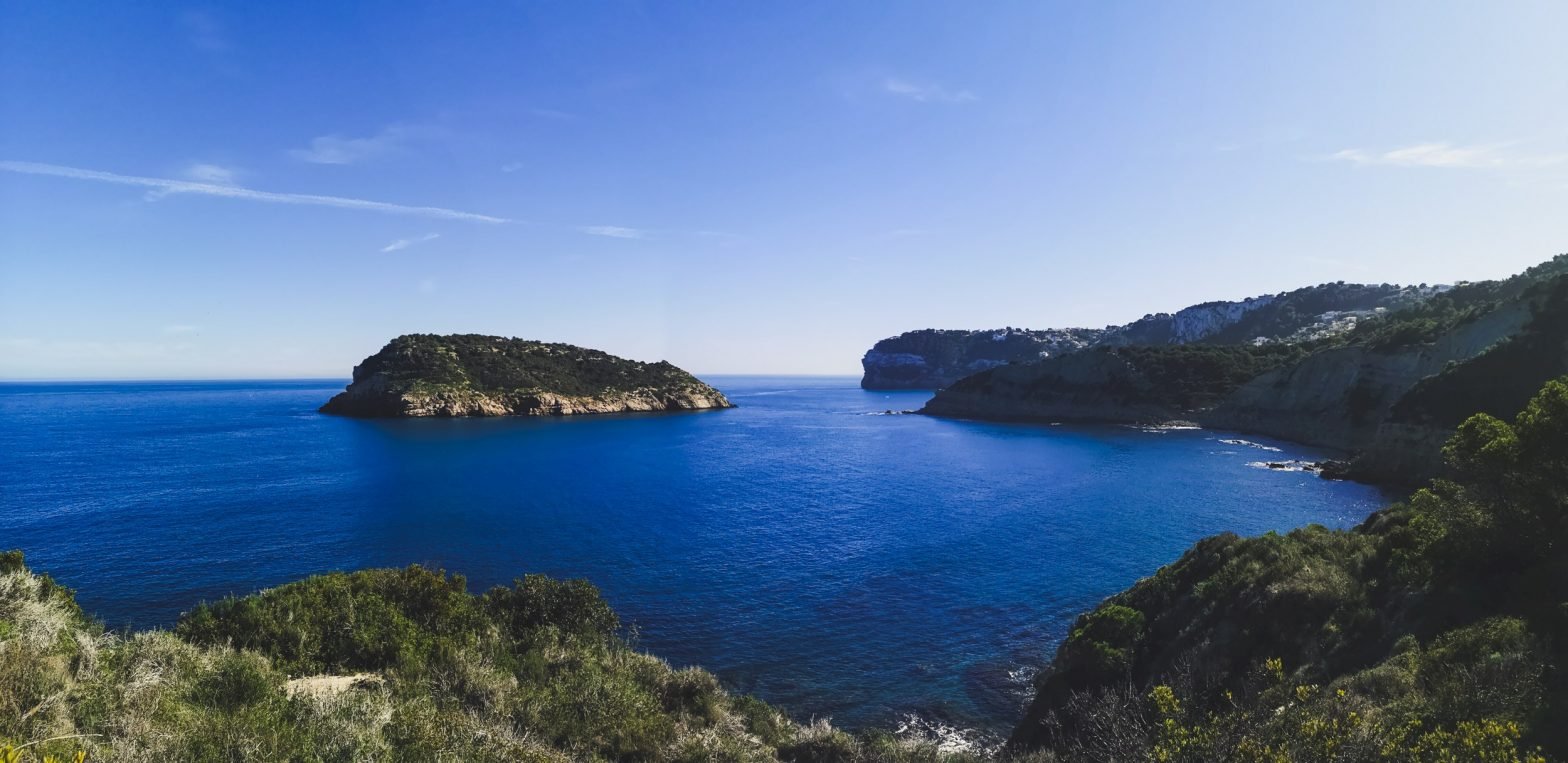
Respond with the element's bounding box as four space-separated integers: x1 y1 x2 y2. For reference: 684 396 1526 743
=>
1011 376 1568 760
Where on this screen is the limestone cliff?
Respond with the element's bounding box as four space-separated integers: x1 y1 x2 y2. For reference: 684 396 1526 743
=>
923 255 1568 485
860 327 1101 389
320 334 733 418
862 282 1437 389
1203 299 1534 453
919 349 1185 424
921 344 1308 425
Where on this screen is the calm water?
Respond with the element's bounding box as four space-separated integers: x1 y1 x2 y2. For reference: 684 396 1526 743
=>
0 377 1387 734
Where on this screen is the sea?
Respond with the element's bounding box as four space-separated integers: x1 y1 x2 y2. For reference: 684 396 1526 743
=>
0 376 1389 742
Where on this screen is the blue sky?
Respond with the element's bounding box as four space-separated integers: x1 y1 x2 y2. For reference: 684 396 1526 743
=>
2 2 1566 378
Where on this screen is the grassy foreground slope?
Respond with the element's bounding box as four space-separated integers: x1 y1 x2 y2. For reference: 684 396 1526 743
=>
1009 377 1568 761
0 557 997 762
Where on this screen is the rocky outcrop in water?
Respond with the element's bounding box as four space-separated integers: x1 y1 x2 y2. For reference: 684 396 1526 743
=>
320 334 733 418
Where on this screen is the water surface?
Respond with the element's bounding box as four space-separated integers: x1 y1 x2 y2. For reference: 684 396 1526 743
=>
0 377 1388 733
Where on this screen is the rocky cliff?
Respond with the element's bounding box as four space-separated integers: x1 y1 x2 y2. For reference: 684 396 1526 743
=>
860 327 1101 389
922 344 1306 425
1203 299 1534 455
862 282 1438 389
320 334 733 418
925 255 1568 485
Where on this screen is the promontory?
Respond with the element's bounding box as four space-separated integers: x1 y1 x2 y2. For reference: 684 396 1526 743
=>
320 334 734 417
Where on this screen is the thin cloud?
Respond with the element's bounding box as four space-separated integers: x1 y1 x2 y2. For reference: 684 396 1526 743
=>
580 225 647 239
1329 142 1567 170
883 77 977 104
0 160 511 223
500 161 525 173
184 163 237 185
146 163 241 201
289 125 418 165
162 324 200 335
382 233 441 252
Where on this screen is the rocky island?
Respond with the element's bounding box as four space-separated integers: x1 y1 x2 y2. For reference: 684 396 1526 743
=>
320 334 733 417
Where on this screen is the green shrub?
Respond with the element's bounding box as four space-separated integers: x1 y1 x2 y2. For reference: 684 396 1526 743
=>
1011 376 1568 760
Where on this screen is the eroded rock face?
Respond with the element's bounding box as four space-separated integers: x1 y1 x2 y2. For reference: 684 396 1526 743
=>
919 350 1186 424
860 328 1101 389
861 283 1439 389
323 383 733 418
1204 300 1532 455
920 304 1530 479
920 269 1567 486
319 334 733 418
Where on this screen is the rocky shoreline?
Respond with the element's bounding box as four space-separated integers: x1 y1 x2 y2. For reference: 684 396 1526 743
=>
321 385 733 418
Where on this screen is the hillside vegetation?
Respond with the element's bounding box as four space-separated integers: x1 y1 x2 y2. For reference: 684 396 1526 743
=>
1009 376 1568 761
0 555 998 762
924 343 1309 422
340 334 711 398
863 282 1435 389
1333 255 1568 353
925 255 1568 485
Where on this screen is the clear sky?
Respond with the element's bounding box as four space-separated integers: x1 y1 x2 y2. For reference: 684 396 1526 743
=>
2 2 1566 378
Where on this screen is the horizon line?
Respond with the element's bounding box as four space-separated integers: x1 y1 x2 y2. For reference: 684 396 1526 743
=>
0 372 865 384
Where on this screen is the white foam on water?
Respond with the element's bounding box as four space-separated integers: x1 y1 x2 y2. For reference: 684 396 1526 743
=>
1219 438 1283 452
1246 460 1317 473
894 713 1003 757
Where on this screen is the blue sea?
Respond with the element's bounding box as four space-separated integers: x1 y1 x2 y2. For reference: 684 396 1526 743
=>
0 377 1388 737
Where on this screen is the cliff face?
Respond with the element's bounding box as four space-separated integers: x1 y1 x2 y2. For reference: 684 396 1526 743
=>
1350 276 1568 482
862 282 1436 389
919 350 1186 424
1104 294 1278 346
921 344 1306 425
1204 300 1533 453
922 303 1534 480
320 334 733 418
860 327 1100 389
923 257 1568 486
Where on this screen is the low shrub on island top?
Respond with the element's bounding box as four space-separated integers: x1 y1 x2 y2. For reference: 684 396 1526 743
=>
7 381 1568 761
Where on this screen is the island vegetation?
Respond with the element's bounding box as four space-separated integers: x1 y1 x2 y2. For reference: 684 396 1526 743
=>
319 334 733 418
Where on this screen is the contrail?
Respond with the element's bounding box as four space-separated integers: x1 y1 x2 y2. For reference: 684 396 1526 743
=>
0 160 511 223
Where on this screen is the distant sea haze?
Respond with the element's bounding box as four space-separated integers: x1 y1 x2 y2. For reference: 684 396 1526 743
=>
0 377 1387 734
